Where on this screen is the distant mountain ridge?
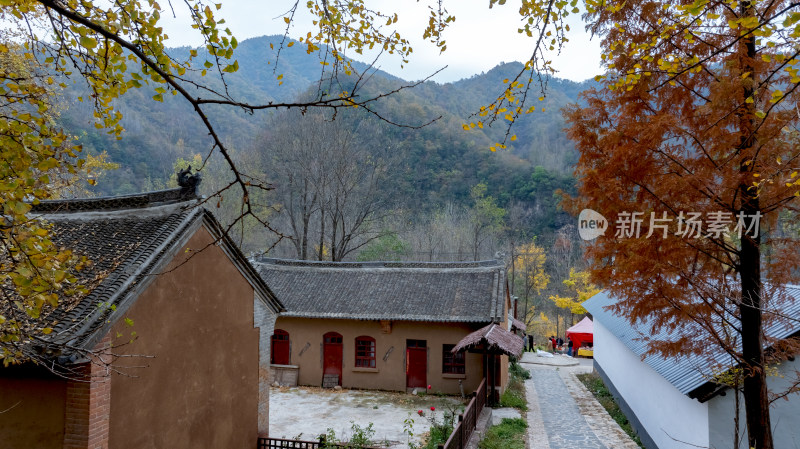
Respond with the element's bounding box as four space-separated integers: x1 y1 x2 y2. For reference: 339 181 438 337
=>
57 34 585 235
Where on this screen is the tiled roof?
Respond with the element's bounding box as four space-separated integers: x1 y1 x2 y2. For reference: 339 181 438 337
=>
31 188 197 213
254 258 505 322
452 323 524 357
585 288 800 399
510 317 526 332
18 188 282 358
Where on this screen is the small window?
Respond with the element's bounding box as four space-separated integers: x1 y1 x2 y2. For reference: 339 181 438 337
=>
407 339 426 349
324 333 343 344
272 330 289 341
443 344 465 374
355 336 376 368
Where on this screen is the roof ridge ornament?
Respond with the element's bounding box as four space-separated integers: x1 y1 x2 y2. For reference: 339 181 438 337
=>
177 167 202 197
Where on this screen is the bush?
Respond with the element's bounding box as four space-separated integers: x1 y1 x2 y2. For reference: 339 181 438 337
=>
322 422 385 448
577 372 644 448
499 363 528 410
424 422 453 449
498 387 527 410
509 362 531 380
407 405 458 449
478 418 527 449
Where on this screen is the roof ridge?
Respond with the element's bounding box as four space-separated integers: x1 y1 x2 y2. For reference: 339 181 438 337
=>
255 257 504 269
31 187 199 214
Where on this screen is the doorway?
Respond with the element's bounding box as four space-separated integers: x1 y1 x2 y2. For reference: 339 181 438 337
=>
323 332 343 387
271 329 290 365
406 339 427 388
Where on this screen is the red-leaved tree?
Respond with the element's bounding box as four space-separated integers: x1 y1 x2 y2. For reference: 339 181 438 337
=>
565 0 800 447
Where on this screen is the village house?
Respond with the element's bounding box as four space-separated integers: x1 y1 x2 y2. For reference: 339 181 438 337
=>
0 186 284 449
585 289 800 449
254 258 519 397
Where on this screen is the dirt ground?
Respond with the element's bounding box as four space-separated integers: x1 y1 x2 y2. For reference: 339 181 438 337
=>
269 386 466 447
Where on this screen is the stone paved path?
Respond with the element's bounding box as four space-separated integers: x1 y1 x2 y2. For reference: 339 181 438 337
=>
531 368 608 449
520 359 641 449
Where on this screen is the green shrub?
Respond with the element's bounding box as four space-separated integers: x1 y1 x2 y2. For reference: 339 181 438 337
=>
322 422 385 448
478 418 527 449
509 362 531 380
499 362 529 410
424 423 453 449
577 373 644 448
409 406 457 449
498 385 527 410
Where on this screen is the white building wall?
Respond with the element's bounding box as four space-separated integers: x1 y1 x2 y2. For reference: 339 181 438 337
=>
708 356 800 449
594 320 709 449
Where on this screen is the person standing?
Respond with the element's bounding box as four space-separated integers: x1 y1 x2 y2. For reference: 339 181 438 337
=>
567 338 574 357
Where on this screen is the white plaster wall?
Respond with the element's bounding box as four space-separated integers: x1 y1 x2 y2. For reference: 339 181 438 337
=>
595 320 709 449
709 356 800 449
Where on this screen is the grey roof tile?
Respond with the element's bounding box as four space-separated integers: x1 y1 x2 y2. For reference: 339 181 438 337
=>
585 287 800 398
11 188 282 357
254 258 505 322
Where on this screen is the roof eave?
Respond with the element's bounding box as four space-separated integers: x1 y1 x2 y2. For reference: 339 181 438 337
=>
278 312 492 323
62 207 207 352
63 207 285 354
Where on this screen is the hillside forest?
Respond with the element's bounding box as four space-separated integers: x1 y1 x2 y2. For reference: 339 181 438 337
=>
56 35 593 339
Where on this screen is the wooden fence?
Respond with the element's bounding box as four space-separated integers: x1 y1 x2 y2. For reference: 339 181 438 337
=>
441 377 487 449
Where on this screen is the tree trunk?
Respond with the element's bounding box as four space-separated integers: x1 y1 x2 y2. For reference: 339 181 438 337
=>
330 212 339 261
300 181 314 260
737 1 773 445
738 194 772 449
301 212 309 260
556 311 560 341
510 241 516 297
318 208 325 261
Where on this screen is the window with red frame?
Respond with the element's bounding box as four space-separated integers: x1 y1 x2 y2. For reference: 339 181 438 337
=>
355 336 376 368
442 344 465 374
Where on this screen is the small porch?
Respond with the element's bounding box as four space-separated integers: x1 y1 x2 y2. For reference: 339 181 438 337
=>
452 323 525 405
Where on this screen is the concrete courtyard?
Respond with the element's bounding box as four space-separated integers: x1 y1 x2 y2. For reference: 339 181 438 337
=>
269 386 466 447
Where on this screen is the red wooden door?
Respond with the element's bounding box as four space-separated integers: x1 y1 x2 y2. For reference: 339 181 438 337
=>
406 339 427 388
323 332 343 386
271 329 290 365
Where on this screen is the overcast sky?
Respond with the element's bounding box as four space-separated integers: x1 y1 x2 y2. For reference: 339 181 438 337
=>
159 0 603 83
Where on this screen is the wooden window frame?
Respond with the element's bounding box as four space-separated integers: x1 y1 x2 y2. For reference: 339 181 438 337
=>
442 344 465 375
355 336 376 368
324 333 343 344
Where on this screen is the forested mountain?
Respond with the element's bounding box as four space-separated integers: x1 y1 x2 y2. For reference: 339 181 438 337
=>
56 35 586 248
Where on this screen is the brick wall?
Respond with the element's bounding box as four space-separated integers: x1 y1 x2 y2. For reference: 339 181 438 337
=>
254 294 277 438
64 335 112 449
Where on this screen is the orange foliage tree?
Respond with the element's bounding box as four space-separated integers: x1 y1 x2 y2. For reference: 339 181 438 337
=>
565 0 800 447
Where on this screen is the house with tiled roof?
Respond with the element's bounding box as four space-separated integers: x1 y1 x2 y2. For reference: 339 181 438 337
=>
585 290 800 449
254 258 518 396
0 187 283 449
